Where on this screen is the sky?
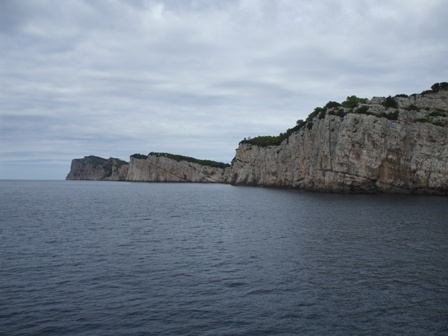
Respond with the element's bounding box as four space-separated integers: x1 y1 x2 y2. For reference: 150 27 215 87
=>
1 0 447 179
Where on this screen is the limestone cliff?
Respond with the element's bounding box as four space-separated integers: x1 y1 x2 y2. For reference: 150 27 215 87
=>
126 154 230 183
66 156 128 181
229 88 448 194
66 83 448 194
66 154 230 183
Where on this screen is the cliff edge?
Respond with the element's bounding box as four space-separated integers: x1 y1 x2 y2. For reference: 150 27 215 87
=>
230 85 448 194
66 156 128 181
66 83 448 194
66 153 230 183
126 153 230 183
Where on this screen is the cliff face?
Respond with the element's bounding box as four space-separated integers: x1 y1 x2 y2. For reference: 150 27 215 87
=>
66 156 128 181
67 155 229 183
126 156 229 183
229 90 448 194
66 85 448 194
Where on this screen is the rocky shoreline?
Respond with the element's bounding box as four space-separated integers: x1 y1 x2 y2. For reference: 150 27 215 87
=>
67 84 448 195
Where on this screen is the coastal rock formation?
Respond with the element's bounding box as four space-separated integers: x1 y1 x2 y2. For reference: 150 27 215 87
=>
230 89 448 194
66 156 128 181
66 83 448 194
126 154 229 183
67 154 229 183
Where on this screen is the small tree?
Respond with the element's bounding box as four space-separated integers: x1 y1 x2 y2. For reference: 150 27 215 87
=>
131 153 148 159
432 82 448 91
382 96 398 109
341 95 368 108
296 119 305 128
325 101 341 109
431 83 440 92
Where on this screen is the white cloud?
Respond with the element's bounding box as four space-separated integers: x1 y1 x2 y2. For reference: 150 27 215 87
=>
1 0 447 179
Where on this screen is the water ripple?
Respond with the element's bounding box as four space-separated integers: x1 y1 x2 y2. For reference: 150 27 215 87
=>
1 181 447 335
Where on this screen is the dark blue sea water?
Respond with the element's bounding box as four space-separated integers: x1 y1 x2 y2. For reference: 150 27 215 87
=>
1 180 447 335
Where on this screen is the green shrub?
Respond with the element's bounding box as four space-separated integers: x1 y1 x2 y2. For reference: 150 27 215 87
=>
382 96 398 109
307 107 324 122
387 111 399 120
341 96 368 108
431 83 440 92
336 108 346 117
407 104 420 111
414 118 430 123
296 119 305 129
240 135 282 147
131 153 148 159
355 105 371 115
395 94 408 98
430 82 448 92
428 111 446 117
421 90 434 95
380 111 399 120
305 102 343 122
318 109 326 119
325 101 341 109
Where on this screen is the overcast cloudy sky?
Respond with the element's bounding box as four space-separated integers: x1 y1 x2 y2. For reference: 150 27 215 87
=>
1 0 447 179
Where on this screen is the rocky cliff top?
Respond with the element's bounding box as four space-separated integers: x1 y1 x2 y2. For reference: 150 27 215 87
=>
241 82 448 148
131 152 230 169
66 156 128 181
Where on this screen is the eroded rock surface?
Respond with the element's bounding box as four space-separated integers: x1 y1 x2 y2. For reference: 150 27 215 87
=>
66 156 128 181
66 86 448 194
230 90 448 194
126 155 229 183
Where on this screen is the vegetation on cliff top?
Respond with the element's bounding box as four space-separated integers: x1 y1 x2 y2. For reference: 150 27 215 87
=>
131 152 230 169
130 153 148 159
113 158 128 169
240 96 368 147
84 155 127 169
85 155 107 166
240 82 447 147
421 82 448 95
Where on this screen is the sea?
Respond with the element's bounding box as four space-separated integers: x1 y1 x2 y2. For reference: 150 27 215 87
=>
1 180 447 335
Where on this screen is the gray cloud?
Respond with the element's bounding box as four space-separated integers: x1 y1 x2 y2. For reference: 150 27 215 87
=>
1 0 447 179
